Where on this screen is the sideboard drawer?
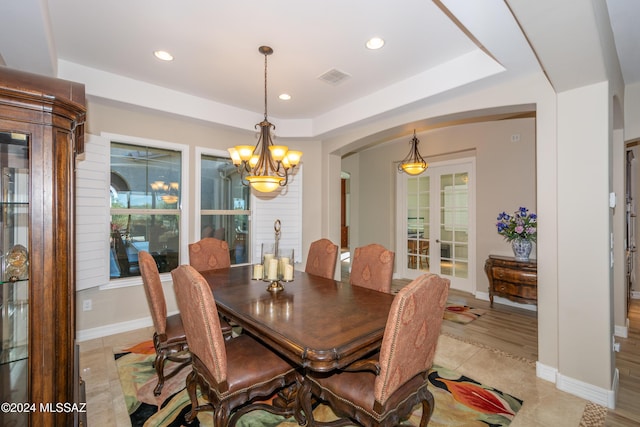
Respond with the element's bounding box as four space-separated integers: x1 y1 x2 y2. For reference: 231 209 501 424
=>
491 267 537 285
493 280 537 299
485 256 537 306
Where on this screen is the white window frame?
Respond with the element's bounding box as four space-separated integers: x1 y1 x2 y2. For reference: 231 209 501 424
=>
194 146 252 265
100 133 189 290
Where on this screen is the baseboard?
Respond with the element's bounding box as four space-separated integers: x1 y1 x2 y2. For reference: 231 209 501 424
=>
615 321 629 339
631 291 640 299
77 309 179 342
536 361 557 383
77 316 152 342
535 362 618 408
475 291 538 312
556 369 618 409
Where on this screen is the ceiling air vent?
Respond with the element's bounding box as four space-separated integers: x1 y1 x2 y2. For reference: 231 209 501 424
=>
317 68 351 85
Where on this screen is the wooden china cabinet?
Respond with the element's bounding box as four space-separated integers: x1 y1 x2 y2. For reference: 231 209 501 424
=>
0 67 86 426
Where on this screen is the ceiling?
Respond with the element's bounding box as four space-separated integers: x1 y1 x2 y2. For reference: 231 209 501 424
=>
0 0 638 138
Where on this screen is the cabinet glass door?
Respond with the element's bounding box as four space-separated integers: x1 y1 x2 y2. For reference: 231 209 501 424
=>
0 131 29 365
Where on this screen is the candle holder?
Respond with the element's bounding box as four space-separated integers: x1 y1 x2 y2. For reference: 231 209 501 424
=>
263 251 283 292
258 220 297 292
278 248 295 282
265 278 284 293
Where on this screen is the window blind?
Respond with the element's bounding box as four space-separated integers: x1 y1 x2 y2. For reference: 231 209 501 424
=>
76 134 110 290
250 166 303 265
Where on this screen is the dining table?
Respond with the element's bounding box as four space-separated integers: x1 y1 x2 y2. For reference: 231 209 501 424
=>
199 264 396 373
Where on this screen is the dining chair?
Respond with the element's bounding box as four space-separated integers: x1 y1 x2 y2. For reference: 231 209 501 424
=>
138 250 191 396
297 272 450 427
188 237 231 271
305 238 339 280
171 265 299 426
188 237 239 334
349 243 395 293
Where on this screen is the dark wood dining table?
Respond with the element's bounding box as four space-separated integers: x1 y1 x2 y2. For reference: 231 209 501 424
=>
200 265 395 372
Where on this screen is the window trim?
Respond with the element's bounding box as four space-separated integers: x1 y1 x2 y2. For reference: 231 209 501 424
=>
100 133 190 290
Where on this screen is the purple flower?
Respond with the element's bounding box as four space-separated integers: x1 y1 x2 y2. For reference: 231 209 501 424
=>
495 207 537 242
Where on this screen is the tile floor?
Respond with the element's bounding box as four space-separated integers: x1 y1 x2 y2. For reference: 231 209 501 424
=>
79 327 591 426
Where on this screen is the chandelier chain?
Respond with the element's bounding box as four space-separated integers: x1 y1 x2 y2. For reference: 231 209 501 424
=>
264 51 268 120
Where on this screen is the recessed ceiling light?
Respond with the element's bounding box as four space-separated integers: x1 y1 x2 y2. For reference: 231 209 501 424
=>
279 93 291 101
365 37 385 50
153 50 174 61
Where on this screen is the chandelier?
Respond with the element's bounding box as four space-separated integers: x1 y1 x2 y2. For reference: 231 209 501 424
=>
398 130 427 175
228 46 302 193
151 180 179 204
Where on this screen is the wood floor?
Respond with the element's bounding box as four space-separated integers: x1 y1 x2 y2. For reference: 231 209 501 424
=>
607 299 640 426
341 256 640 426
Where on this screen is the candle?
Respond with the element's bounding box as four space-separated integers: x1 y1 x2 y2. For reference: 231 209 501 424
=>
284 264 294 281
253 264 263 279
263 253 274 277
268 258 279 280
279 257 290 276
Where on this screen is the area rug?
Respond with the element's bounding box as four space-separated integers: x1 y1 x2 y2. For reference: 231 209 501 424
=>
116 341 522 427
443 303 487 325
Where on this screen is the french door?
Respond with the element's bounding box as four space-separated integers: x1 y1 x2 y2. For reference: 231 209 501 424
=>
396 159 475 292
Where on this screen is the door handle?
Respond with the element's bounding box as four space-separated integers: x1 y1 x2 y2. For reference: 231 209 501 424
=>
436 239 440 243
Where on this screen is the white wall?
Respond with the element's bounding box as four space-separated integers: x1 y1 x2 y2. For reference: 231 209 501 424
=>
341 118 536 294
556 81 615 397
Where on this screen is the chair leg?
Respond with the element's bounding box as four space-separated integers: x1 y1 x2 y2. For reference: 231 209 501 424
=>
296 379 314 426
419 391 435 427
154 344 190 396
153 351 167 395
185 370 200 423
214 404 231 427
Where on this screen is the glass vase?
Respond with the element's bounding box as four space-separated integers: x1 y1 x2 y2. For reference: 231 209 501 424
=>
511 238 532 261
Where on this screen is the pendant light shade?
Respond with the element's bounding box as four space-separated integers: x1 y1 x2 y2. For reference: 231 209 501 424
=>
398 130 427 175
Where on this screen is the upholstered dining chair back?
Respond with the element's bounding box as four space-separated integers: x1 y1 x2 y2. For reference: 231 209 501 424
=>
171 265 298 426
171 265 228 385
375 272 449 405
139 250 190 396
295 272 450 426
350 243 395 293
188 237 231 271
139 251 167 336
305 238 339 280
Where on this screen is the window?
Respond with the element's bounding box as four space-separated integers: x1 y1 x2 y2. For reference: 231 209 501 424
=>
110 142 183 279
199 154 250 265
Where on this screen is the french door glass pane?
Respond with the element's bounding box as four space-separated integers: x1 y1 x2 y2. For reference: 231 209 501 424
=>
407 176 430 271
439 172 469 278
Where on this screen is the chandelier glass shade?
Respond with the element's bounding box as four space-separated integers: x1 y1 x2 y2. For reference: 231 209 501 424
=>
151 180 179 204
398 130 427 175
228 46 302 193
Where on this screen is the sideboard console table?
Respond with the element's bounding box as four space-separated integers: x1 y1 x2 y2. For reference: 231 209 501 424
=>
484 255 537 307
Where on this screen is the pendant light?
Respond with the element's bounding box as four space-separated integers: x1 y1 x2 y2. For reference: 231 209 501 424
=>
228 46 302 193
398 130 427 175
